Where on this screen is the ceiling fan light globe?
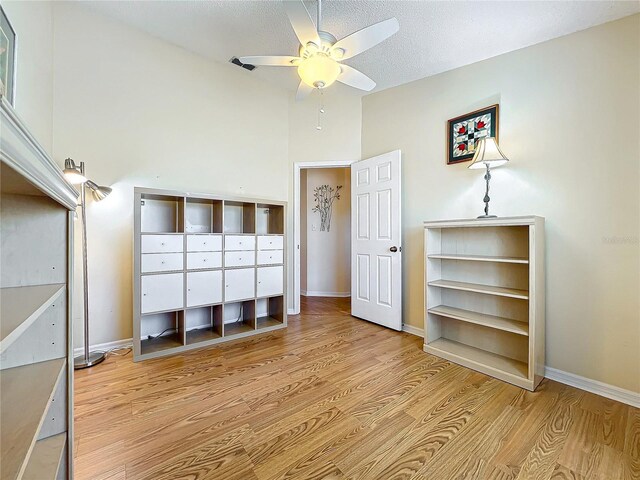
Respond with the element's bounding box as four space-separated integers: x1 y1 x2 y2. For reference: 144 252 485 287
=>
297 53 341 89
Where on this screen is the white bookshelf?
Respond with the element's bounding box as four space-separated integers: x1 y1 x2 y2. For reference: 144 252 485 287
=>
0 97 76 479
133 187 287 361
424 216 545 391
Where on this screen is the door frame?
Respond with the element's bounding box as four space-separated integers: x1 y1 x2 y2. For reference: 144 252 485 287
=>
292 160 355 315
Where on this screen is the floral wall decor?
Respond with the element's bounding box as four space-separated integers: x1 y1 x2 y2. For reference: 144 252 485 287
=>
312 184 342 232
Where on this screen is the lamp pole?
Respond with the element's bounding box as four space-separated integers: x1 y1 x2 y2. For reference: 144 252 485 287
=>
74 161 106 369
478 163 497 219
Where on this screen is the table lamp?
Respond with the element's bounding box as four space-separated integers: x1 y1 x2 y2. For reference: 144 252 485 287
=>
468 137 509 218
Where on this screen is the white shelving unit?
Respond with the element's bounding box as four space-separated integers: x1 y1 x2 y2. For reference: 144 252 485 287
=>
424 216 545 391
133 187 287 361
0 97 76 479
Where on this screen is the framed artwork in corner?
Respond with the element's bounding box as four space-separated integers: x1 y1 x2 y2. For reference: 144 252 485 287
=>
447 104 499 165
0 4 16 106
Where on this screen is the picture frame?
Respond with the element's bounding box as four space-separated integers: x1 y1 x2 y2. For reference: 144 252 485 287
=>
447 104 499 165
0 4 16 106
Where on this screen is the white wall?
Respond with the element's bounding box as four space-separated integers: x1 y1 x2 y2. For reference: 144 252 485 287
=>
302 168 351 297
51 4 290 347
2 1 54 153
361 15 640 393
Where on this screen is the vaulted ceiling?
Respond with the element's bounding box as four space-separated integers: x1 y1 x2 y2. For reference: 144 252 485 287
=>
83 0 639 94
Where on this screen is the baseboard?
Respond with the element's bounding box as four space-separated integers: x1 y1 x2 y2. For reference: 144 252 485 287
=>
302 291 351 298
544 367 640 408
73 338 133 356
402 324 424 337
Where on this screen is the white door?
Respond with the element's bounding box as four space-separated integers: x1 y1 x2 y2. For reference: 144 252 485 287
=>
225 268 255 302
187 270 223 307
257 266 284 297
141 273 184 314
351 150 402 330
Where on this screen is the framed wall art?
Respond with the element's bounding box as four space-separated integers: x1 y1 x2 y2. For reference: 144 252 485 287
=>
0 4 16 105
447 104 499 165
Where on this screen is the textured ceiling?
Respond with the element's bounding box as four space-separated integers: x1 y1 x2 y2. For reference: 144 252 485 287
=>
82 0 639 95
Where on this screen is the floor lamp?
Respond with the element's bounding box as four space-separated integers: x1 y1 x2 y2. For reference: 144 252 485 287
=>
63 158 112 369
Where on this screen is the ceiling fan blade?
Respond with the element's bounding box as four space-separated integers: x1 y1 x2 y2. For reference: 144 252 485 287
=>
238 55 299 66
296 81 314 101
332 18 399 60
283 0 320 47
337 64 376 91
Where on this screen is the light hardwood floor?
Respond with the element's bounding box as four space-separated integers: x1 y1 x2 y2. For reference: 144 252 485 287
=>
74 297 639 480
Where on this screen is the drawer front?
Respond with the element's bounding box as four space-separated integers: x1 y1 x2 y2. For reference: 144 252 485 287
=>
187 252 222 270
141 273 184 314
257 250 283 265
225 251 255 268
225 268 255 302
257 266 284 298
187 270 223 307
187 234 222 252
257 235 284 251
225 235 256 251
141 253 184 273
141 234 183 253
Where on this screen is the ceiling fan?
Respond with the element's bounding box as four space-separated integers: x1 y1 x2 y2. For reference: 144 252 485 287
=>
239 0 399 100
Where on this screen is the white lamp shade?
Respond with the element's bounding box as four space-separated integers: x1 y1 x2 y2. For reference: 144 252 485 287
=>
468 137 509 169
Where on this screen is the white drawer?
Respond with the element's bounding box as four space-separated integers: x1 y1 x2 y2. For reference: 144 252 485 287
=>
257 250 283 265
141 273 184 314
257 266 284 298
225 268 255 302
225 251 255 268
187 234 222 252
141 253 183 273
257 235 284 251
187 252 222 270
187 270 223 307
141 234 183 254
225 235 256 251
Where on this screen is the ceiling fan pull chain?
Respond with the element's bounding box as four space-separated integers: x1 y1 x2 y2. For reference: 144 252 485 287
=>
316 89 324 130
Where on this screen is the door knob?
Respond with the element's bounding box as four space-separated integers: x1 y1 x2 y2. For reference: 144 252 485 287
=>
389 246 398 252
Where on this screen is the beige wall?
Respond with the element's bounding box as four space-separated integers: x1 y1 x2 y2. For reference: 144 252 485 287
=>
302 168 351 296
287 87 362 307
51 4 290 347
2 1 54 153
361 15 640 392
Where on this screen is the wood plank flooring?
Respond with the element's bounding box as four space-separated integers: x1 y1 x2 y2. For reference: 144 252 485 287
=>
74 297 639 480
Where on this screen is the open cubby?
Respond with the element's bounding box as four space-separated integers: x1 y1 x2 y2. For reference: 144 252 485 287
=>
256 204 285 235
223 300 256 336
186 305 223 344
256 296 284 329
424 217 544 391
223 201 256 234
140 310 185 355
433 226 529 260
141 194 185 233
186 198 223 234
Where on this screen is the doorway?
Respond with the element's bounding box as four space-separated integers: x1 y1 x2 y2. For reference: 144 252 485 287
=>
293 161 353 315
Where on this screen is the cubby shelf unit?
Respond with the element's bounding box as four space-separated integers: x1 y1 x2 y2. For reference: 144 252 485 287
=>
423 216 545 391
1 97 76 479
134 187 287 361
